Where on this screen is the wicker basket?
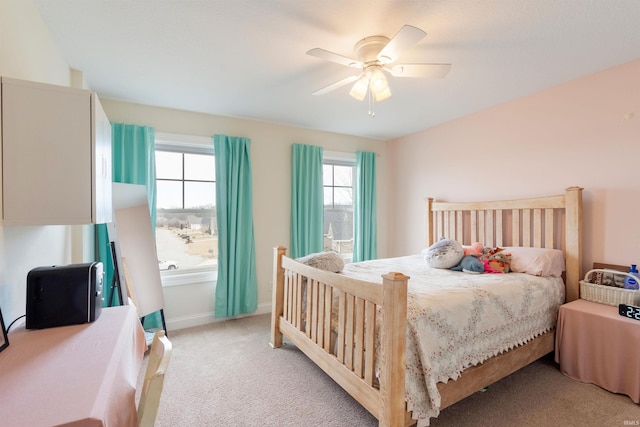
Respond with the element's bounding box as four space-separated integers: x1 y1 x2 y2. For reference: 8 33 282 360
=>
580 269 640 306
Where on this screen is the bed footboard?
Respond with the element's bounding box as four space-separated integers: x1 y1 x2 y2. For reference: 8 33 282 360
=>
270 246 409 427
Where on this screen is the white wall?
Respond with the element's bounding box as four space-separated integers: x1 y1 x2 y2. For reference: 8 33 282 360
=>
101 100 387 329
387 58 640 277
0 0 77 325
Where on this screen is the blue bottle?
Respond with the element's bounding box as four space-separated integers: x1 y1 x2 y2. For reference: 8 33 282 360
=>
623 264 640 290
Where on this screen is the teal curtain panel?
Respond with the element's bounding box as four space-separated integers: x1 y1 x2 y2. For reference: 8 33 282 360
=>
290 143 324 258
213 134 258 318
353 151 377 262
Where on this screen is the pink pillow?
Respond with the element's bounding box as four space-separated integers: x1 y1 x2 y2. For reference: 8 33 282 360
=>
503 246 565 277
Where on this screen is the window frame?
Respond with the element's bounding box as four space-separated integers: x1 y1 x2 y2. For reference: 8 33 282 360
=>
155 132 217 287
323 151 356 262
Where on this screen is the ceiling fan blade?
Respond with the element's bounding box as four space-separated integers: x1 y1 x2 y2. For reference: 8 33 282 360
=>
306 48 362 68
377 25 427 64
312 75 360 95
386 63 452 78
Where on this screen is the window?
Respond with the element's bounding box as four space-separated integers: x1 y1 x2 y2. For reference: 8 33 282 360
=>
323 161 355 261
155 133 217 283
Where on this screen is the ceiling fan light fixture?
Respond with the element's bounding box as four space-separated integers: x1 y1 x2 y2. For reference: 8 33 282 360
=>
349 73 370 101
369 67 391 102
373 85 392 102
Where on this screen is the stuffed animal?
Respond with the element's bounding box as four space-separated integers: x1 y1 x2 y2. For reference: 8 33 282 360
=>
463 242 484 257
450 254 484 273
483 247 512 273
422 238 464 269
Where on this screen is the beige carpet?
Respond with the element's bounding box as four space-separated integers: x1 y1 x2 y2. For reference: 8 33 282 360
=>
139 314 639 426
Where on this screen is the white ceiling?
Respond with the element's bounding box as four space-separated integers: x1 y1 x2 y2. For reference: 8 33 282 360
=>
33 0 640 141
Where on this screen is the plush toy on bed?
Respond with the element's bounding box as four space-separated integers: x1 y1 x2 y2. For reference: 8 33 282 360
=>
450 254 484 273
483 247 512 273
422 238 464 269
463 242 484 257
449 242 485 273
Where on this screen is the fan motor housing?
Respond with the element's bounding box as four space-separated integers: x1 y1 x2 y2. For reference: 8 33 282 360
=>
354 36 390 64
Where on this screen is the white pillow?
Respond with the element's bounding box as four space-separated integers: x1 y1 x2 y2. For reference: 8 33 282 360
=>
503 246 565 277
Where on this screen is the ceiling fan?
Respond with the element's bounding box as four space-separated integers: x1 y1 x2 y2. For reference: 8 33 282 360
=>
307 25 451 105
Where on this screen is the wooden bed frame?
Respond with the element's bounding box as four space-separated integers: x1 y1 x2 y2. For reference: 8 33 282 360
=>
270 186 583 427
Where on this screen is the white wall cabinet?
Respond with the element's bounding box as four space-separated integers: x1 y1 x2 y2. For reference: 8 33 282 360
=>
1 77 112 225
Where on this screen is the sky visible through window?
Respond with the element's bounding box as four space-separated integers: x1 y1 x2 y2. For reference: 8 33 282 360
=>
156 151 215 209
323 164 353 206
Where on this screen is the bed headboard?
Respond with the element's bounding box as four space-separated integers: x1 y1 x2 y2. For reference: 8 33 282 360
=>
425 186 583 302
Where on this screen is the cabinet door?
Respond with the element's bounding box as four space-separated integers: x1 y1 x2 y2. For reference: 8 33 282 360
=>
92 93 112 224
2 78 94 225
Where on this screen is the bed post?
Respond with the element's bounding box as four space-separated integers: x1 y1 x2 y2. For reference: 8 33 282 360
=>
564 186 583 302
425 197 435 247
379 272 409 427
270 246 287 348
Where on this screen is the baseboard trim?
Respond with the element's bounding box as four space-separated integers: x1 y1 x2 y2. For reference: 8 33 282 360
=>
166 302 272 331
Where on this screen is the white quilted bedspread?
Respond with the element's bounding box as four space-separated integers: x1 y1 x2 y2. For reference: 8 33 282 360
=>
341 255 565 426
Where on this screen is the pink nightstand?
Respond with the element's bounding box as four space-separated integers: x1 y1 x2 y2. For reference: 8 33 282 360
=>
555 299 640 404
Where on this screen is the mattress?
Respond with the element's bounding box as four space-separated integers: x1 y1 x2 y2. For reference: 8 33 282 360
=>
340 254 565 426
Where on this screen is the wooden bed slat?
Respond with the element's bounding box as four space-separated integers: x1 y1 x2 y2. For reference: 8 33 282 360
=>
470 210 478 243
511 209 520 246
354 297 365 378
545 209 554 248
316 282 325 347
522 209 531 247
337 291 346 363
486 210 495 247
435 211 443 242
294 273 302 329
345 293 355 369
478 210 486 245
495 209 503 247
307 279 314 339
323 286 333 352
285 272 292 321
533 208 542 248
364 302 376 386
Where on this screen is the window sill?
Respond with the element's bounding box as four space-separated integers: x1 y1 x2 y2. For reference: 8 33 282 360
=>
160 269 217 287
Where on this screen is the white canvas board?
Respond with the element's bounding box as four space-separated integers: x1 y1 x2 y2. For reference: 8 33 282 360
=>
111 183 164 317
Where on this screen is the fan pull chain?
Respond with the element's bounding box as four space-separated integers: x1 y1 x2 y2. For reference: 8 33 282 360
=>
368 88 376 117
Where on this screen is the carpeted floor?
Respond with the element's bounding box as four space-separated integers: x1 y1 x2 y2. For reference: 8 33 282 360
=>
138 314 639 426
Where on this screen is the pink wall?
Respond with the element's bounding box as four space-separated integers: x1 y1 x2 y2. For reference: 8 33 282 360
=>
387 58 640 274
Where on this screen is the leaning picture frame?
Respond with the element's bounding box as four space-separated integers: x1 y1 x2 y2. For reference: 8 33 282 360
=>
0 307 8 353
